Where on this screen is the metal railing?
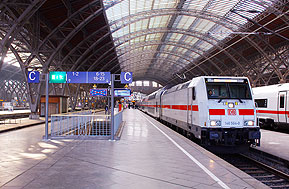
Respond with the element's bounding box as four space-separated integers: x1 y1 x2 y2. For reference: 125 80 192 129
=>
114 110 123 136
50 110 123 139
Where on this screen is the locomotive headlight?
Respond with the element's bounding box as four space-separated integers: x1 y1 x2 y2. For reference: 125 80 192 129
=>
228 102 234 108
210 120 221 126
244 120 254 126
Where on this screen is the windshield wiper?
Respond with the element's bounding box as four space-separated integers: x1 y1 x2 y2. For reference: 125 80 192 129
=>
238 98 243 103
218 98 223 103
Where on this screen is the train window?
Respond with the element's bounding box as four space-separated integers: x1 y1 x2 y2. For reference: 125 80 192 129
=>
206 83 228 99
280 95 285 108
255 99 267 108
228 84 252 99
148 94 156 100
192 87 196 100
206 82 252 99
181 83 190 90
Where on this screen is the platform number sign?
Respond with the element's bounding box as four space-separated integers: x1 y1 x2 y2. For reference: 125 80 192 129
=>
67 72 87 83
120 72 133 84
88 72 111 83
28 71 40 83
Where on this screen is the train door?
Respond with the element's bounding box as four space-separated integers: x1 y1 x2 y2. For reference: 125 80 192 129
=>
187 87 194 128
159 96 162 119
278 91 287 123
187 88 192 127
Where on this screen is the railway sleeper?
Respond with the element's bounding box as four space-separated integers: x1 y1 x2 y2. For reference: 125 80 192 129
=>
244 170 267 174
254 174 275 178
262 179 285 183
271 184 289 188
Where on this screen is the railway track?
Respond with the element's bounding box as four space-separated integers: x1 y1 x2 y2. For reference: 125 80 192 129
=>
220 153 289 188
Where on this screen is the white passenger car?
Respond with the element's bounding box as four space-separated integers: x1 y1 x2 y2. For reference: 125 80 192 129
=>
253 83 289 129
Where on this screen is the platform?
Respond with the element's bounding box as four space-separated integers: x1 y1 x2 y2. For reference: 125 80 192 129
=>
0 109 31 115
0 109 268 189
252 129 289 162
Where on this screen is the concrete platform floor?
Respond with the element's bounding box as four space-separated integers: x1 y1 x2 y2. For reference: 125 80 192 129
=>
0 109 268 189
0 109 31 115
253 129 289 161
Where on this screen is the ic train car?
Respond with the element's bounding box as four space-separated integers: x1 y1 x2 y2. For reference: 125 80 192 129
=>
253 83 289 129
140 76 260 148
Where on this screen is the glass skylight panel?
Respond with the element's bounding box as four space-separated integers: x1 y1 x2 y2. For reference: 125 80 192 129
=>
185 0 210 11
199 42 213 51
194 20 215 33
177 16 197 30
169 33 183 42
105 0 273 77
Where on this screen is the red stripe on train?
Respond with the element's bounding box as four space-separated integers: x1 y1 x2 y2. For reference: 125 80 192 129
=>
257 110 288 114
239 109 254 115
209 109 225 115
141 104 199 111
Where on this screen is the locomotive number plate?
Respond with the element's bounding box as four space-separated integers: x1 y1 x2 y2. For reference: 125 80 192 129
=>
224 121 240 126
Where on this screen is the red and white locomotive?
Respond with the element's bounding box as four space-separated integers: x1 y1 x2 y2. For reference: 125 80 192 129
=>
140 76 260 147
253 83 289 129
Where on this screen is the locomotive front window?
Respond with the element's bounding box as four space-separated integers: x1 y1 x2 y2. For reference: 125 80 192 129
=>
207 83 229 99
206 81 252 100
228 83 252 99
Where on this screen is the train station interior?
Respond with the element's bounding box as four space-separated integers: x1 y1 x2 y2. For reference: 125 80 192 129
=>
1 0 289 188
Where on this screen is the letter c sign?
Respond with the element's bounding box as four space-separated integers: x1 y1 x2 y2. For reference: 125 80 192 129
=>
28 71 40 83
120 72 133 84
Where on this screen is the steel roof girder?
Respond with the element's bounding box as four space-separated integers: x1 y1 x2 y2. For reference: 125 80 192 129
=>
110 8 239 33
38 0 100 49
0 0 46 71
114 41 223 74
44 7 104 70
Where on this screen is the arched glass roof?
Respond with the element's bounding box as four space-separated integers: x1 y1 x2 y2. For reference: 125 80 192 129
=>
104 0 274 83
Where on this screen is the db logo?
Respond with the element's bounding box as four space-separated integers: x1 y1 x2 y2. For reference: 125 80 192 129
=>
228 109 236 116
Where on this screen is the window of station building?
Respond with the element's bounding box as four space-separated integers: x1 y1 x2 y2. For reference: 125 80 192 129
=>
255 99 267 108
152 81 158 87
130 82 135 87
136 81 142 86
158 84 163 87
143 81 150 86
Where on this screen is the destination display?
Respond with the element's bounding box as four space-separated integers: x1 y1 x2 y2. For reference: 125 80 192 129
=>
114 89 131 97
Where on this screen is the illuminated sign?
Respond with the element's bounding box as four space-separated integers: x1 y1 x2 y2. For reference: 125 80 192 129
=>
49 72 66 83
114 89 131 97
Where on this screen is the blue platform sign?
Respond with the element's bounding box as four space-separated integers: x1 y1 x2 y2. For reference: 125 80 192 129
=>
28 71 40 83
120 72 133 84
114 89 131 97
90 89 108 96
88 72 111 83
67 72 87 83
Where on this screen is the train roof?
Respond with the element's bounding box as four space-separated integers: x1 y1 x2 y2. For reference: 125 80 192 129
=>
200 76 249 79
253 83 289 94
